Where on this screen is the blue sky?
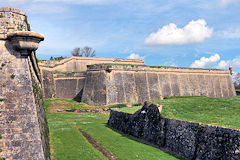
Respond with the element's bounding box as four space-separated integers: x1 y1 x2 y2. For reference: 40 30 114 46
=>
2 0 240 72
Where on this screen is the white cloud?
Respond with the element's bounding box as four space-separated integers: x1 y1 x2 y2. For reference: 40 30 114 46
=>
219 0 239 7
145 19 213 46
216 60 230 69
190 53 240 69
190 54 220 68
232 57 240 66
216 28 240 39
217 57 240 69
126 53 145 60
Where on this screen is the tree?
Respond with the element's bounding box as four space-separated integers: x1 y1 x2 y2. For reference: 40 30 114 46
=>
233 72 240 89
82 46 96 57
71 46 96 57
71 47 82 57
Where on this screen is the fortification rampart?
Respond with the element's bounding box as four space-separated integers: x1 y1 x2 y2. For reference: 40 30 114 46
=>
0 7 49 160
39 56 145 72
108 104 240 160
82 64 236 105
39 57 145 99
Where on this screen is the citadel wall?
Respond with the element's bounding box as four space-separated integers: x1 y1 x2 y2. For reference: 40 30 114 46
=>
82 64 236 105
0 7 49 159
39 57 145 99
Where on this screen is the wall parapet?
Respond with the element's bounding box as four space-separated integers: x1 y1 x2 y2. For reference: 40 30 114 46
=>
39 56 145 71
87 64 230 75
107 104 240 160
0 7 26 15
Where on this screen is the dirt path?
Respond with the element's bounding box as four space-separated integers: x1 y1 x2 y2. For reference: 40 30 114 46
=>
78 129 117 160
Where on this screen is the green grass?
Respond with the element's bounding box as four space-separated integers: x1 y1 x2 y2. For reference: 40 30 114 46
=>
119 96 240 130
47 113 106 160
44 98 140 111
45 99 181 160
46 96 240 159
116 106 142 113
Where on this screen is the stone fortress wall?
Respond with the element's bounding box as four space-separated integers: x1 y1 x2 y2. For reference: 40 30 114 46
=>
0 7 49 159
82 64 236 105
39 57 145 100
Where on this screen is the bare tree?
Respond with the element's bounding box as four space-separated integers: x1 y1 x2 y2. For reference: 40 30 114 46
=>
233 72 240 89
71 46 96 57
71 47 82 57
81 46 96 57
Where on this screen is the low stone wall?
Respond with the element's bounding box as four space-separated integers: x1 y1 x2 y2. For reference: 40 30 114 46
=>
82 64 236 105
107 104 240 160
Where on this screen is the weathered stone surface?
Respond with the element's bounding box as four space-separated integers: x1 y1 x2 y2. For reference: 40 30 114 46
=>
0 7 49 160
164 118 198 159
196 126 240 160
108 103 163 145
0 7 29 34
41 70 55 98
108 104 240 160
83 64 236 105
55 79 78 98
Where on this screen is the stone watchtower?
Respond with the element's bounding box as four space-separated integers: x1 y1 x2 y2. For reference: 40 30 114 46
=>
0 7 50 159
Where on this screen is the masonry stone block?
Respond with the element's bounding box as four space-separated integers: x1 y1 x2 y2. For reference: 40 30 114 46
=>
147 73 161 100
122 72 137 103
134 72 150 103
158 74 172 97
55 79 78 98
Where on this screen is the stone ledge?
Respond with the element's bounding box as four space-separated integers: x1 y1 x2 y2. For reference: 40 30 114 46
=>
0 7 26 16
7 31 44 40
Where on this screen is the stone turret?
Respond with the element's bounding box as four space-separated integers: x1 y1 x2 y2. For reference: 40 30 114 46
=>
0 7 50 160
0 7 29 35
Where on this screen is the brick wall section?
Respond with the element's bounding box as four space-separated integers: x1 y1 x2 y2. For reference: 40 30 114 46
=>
107 104 240 160
82 64 236 105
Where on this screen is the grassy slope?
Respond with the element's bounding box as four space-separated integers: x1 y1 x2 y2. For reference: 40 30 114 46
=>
118 96 240 130
45 99 181 160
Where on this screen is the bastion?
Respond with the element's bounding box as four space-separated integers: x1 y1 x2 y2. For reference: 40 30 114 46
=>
82 64 236 105
38 56 145 100
0 7 49 159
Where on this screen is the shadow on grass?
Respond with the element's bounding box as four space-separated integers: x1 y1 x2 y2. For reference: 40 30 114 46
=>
104 124 185 160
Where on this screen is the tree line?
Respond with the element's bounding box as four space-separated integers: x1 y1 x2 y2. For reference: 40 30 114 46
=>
49 46 96 60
